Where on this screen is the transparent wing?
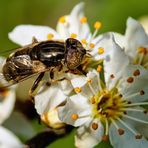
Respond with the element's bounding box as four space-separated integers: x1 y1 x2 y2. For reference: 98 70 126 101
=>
11 55 33 68
0 71 47 88
0 55 48 88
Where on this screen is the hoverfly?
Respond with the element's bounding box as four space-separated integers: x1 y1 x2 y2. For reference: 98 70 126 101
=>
0 37 88 100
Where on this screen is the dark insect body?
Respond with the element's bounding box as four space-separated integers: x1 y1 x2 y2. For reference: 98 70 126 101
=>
0 38 87 100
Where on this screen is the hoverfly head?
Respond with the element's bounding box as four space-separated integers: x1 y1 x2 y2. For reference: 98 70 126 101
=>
65 38 86 70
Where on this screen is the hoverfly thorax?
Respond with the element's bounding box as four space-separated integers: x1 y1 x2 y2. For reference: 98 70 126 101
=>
65 38 86 70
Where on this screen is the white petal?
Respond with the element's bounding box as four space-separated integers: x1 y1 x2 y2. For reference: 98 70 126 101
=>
86 70 101 93
124 17 148 58
41 108 65 129
71 75 87 88
68 2 91 40
71 72 99 98
97 34 129 89
90 33 110 60
91 33 128 64
139 16 148 34
87 70 97 79
9 25 60 46
35 82 67 115
59 78 73 96
122 107 148 138
68 2 85 35
56 16 70 39
0 89 15 124
0 127 22 148
58 95 91 127
112 32 125 49
109 121 148 148
119 65 148 102
75 118 104 148
56 2 91 40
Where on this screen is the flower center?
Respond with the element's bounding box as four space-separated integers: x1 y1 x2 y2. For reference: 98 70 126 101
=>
134 47 148 69
92 88 125 122
72 67 148 140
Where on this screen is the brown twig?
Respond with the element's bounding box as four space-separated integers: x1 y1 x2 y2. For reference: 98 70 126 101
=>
25 125 74 148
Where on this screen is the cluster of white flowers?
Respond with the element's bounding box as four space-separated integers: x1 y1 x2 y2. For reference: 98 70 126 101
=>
7 2 148 148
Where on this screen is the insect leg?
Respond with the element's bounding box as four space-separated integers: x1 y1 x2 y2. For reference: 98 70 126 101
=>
66 66 86 75
57 77 67 81
29 72 45 102
50 69 54 80
76 65 87 75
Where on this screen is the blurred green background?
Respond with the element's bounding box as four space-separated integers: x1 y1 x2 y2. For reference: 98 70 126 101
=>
1 0 148 50
1 0 148 147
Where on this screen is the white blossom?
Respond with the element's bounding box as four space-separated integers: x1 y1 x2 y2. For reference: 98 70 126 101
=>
58 39 148 148
114 17 148 69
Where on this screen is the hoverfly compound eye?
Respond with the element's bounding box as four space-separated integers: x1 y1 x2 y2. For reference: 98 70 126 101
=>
66 38 77 48
65 38 86 70
65 38 84 49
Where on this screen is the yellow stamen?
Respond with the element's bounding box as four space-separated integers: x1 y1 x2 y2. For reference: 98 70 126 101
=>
140 90 145 95
94 21 102 30
87 78 92 83
89 43 95 48
0 88 8 97
133 69 140 76
91 97 96 104
70 33 77 39
118 128 125 135
98 47 104 54
92 122 98 130
58 16 66 23
81 39 87 44
47 33 54 40
110 74 115 79
80 16 87 24
137 47 147 54
97 65 102 72
127 77 134 83
74 87 81 93
135 134 142 139
71 114 79 120
102 135 109 141
144 110 148 114
41 112 49 124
